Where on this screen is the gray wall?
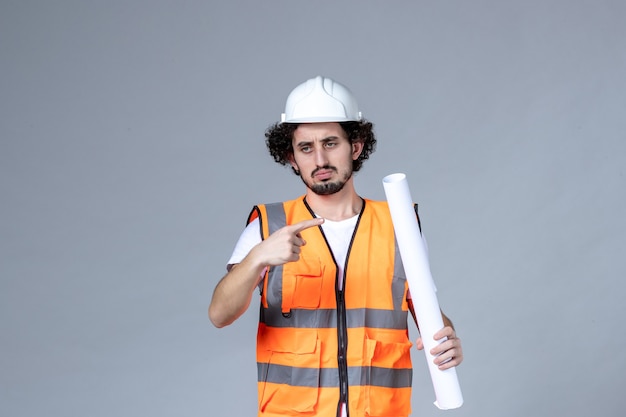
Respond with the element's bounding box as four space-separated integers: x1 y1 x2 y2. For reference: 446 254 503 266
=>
1 1 625 416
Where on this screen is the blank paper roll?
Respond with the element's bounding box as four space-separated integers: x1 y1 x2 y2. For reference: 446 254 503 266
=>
383 172 463 410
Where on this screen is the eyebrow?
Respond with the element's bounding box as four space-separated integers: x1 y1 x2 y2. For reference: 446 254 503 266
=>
295 136 340 148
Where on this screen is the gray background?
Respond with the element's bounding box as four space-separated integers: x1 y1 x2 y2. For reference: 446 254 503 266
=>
1 1 625 416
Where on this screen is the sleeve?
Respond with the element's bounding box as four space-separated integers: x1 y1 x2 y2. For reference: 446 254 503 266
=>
226 217 263 270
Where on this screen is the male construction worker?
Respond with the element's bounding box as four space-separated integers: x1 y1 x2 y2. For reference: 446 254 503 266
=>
209 76 463 417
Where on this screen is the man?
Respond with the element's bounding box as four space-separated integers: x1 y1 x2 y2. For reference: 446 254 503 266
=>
209 76 463 417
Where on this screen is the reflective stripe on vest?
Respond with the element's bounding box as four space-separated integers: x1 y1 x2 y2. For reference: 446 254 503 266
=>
258 362 413 388
249 197 414 417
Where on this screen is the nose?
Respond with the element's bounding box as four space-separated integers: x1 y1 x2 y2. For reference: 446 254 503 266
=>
313 146 328 167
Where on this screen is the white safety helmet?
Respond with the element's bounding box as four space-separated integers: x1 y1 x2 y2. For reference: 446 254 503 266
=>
281 75 362 123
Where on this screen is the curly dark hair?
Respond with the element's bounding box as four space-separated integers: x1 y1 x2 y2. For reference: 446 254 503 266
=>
264 120 377 174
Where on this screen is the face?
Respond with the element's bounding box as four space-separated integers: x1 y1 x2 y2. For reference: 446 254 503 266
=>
289 123 363 195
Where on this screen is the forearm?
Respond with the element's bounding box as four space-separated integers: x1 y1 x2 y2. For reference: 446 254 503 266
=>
208 250 266 328
407 299 455 331
442 312 455 330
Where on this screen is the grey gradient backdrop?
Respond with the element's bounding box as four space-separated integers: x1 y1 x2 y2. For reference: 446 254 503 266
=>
1 1 625 416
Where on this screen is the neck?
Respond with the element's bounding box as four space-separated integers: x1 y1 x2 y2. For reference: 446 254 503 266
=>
304 178 363 221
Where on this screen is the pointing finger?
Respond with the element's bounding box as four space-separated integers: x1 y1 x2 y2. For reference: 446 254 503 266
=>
289 218 324 235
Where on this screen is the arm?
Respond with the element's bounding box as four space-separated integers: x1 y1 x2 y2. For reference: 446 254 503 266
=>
208 217 324 328
208 250 267 328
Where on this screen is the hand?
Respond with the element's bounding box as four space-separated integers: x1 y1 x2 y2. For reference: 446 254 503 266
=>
251 217 324 267
416 326 463 370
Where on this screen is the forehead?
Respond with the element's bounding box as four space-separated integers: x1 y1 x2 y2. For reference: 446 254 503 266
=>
293 122 348 143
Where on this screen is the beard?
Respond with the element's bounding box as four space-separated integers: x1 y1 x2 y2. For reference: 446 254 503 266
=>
300 165 353 196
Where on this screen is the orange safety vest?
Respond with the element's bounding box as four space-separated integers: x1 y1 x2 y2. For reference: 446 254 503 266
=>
247 196 416 417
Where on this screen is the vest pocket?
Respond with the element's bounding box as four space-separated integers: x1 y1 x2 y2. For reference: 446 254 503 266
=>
364 338 413 416
282 256 324 311
259 331 322 415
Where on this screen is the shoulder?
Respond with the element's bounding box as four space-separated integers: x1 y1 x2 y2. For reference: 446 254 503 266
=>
363 198 421 230
362 199 391 215
363 198 388 208
247 196 307 224
364 198 419 213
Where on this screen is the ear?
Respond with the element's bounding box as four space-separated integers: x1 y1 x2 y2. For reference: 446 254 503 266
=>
352 141 364 160
287 153 299 171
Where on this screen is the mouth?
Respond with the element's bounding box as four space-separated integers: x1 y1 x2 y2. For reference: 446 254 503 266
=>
312 167 336 181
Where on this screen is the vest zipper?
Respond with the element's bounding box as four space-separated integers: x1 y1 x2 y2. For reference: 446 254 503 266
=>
336 202 366 417
336 287 349 417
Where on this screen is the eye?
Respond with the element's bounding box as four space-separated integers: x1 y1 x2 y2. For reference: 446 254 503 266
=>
299 145 312 153
324 141 337 149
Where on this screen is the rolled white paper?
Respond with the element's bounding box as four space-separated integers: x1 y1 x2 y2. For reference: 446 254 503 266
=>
383 173 464 410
